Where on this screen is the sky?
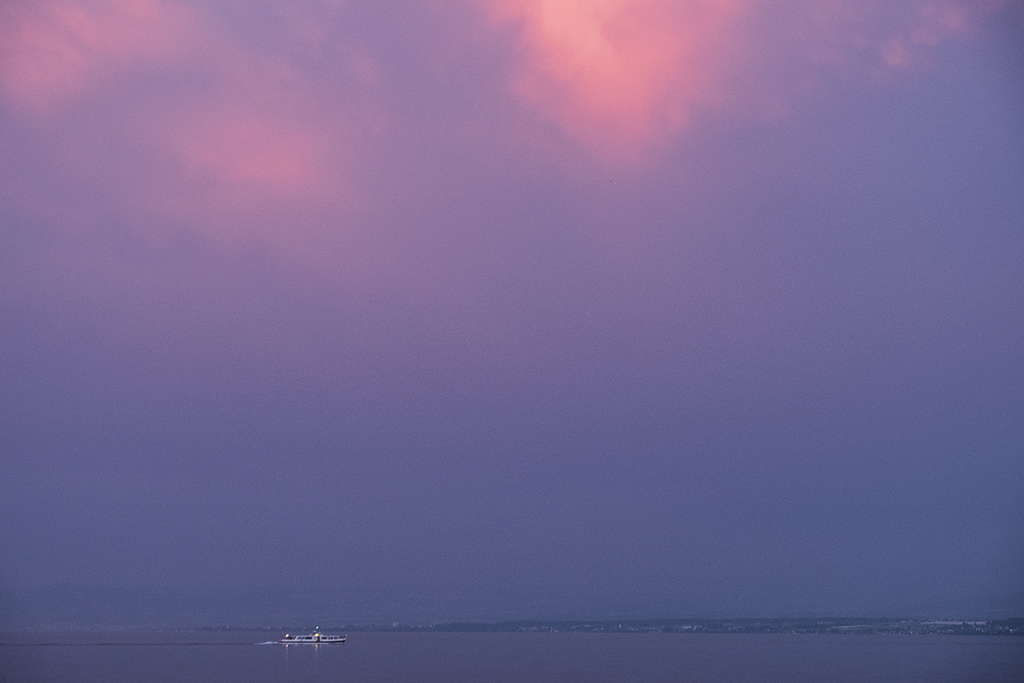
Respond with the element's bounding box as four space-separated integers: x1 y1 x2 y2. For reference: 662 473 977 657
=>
1 0 1023 622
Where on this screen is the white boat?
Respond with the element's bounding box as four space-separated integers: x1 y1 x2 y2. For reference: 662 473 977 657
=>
279 629 346 644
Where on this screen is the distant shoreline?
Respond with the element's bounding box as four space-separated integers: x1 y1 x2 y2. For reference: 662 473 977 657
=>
183 618 1023 636
5 618 1021 636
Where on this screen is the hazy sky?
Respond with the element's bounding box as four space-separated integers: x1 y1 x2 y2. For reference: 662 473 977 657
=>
1 0 1023 620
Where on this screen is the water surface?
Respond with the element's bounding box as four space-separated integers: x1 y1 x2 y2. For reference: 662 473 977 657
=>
1 631 1021 682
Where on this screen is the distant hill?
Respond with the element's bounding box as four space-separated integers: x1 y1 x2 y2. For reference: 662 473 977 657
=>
891 592 1024 621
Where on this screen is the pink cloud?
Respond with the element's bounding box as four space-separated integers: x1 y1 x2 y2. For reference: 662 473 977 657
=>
176 114 321 192
0 0 193 112
0 0 360 248
798 1 1009 71
475 0 747 160
0 0 1013 259
879 1 1001 68
474 0 1011 160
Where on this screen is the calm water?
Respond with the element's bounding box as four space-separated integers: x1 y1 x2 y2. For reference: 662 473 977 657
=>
1 631 1022 682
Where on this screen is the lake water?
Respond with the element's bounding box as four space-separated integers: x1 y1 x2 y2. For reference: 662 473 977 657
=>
1 631 1021 682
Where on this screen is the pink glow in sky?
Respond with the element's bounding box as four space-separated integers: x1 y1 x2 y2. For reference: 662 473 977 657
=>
0 0 194 111
476 0 746 158
0 0 1010 247
475 0 1005 158
0 0 357 247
